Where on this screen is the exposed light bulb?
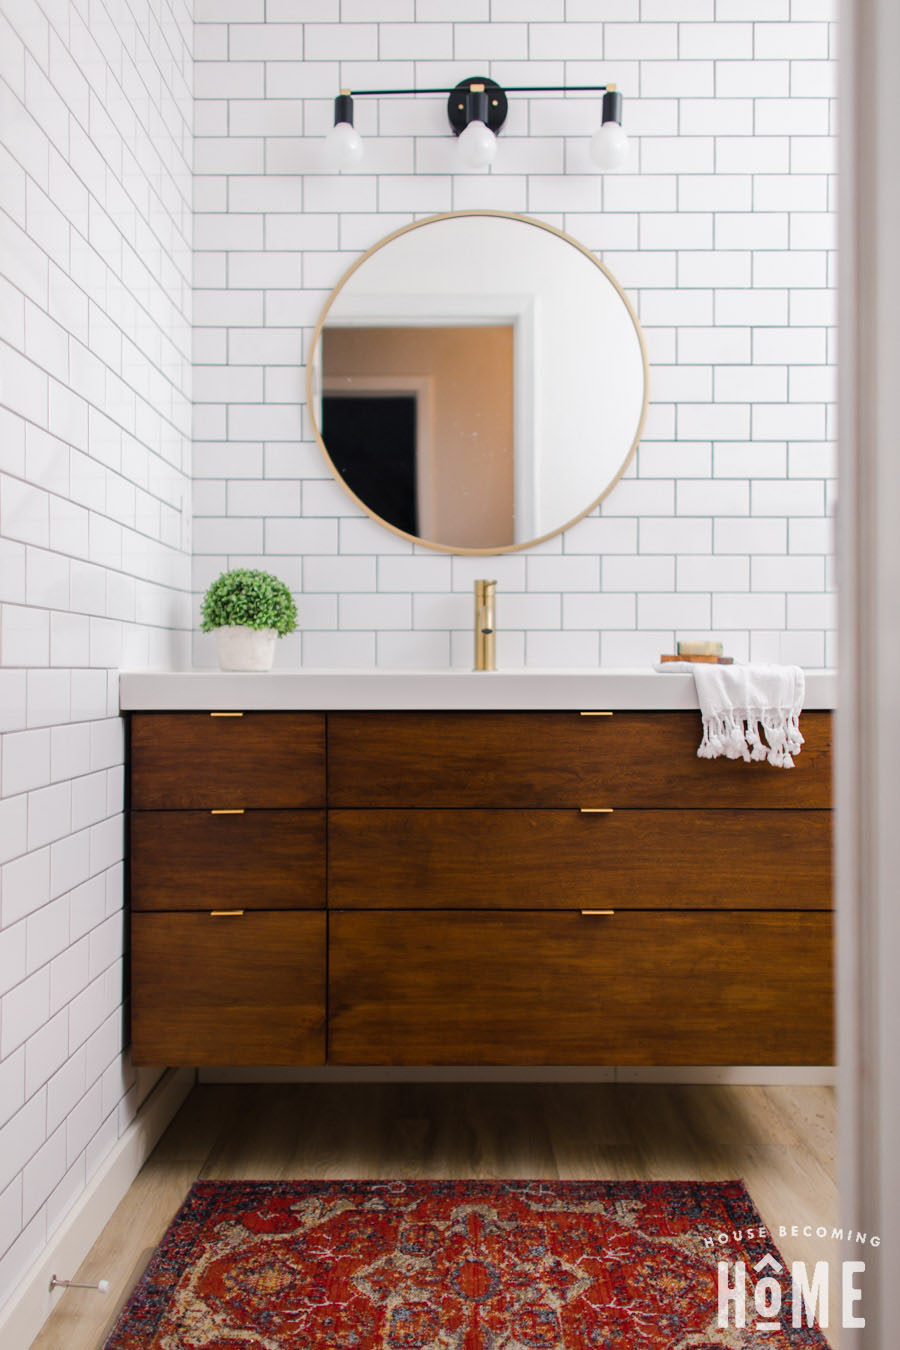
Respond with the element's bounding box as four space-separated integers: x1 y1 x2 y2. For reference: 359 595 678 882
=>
457 119 497 169
324 121 364 170
589 120 629 171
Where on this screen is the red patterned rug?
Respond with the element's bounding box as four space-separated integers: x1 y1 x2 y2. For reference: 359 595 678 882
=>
104 1179 831 1348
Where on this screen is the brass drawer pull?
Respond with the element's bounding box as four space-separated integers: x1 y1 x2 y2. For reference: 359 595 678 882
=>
581 910 615 916
580 710 613 717
210 808 245 815
210 909 244 917
210 711 243 717
579 807 614 814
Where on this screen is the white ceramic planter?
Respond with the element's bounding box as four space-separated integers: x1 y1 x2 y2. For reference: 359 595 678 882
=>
214 626 278 672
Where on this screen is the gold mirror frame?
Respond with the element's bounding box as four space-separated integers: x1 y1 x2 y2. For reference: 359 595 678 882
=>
305 210 650 556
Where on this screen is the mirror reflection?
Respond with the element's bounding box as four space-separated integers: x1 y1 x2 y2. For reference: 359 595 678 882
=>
308 213 648 554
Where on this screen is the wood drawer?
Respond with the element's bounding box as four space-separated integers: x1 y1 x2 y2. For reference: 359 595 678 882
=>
327 712 832 808
130 713 325 808
328 809 832 911
131 810 325 911
131 911 325 1066
329 910 833 1066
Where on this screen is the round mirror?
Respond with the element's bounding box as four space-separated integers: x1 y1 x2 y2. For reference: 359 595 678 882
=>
306 211 649 555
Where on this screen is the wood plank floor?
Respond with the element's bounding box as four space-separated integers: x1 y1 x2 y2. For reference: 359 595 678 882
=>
32 1081 839 1349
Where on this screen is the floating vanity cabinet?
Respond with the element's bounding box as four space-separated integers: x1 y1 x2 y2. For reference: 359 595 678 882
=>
129 713 327 1066
126 707 834 1069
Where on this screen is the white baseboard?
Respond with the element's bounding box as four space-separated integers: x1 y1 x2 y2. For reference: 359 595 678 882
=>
0 1066 194 1350
199 1065 836 1086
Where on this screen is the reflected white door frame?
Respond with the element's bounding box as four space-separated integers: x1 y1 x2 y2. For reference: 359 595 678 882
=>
322 294 536 542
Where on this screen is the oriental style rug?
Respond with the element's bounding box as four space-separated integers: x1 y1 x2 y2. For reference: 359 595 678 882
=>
103 1178 831 1348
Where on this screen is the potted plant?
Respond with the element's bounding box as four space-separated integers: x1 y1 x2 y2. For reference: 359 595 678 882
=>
201 568 298 671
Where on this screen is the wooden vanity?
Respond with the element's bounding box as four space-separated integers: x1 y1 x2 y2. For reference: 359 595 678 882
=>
124 680 834 1070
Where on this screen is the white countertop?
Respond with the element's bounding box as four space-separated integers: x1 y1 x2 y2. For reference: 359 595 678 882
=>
119 668 837 711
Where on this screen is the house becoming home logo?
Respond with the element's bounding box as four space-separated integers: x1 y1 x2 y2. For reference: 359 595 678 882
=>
717 1252 866 1331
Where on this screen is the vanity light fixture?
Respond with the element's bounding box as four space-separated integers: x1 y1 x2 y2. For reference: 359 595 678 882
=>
322 76 629 173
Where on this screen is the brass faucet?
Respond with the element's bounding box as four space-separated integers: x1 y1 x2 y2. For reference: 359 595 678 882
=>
474 580 496 671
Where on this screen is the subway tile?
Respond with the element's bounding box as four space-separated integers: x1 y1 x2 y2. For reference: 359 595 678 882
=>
639 60 714 98
227 24 303 61
642 137 714 174
525 556 599 592
640 516 713 553
640 213 712 250
752 555 824 592
527 22 604 59
679 403 751 440
563 593 634 629
376 630 450 668
454 23 528 59
756 22 829 59
793 59 841 98
680 22 752 58
378 556 452 593
607 22 676 60
713 592 786 628
752 403 826 440
1 966 50 1058
752 479 825 516
753 250 827 287
603 556 675 591
715 288 788 325
676 554 749 592
715 212 787 250
754 174 828 213
678 176 751 212
679 327 750 364
302 630 375 667
679 97 753 136
0 792 28 864
638 592 711 629
677 479 749 516
714 441 787 478
304 23 377 60
680 250 751 288
638 442 711 479
715 365 787 402
715 61 789 97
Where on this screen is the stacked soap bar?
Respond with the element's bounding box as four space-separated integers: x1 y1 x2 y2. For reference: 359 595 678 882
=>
659 641 733 665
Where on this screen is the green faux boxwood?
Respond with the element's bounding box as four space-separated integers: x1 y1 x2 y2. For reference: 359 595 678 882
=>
201 568 298 638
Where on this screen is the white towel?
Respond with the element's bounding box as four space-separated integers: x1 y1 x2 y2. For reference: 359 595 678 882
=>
654 661 805 768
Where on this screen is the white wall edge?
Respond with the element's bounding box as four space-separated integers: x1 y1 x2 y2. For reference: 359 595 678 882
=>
198 1065 836 1086
0 1067 194 1350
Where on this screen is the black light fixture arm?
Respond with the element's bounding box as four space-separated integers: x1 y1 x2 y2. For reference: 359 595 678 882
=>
345 83 612 97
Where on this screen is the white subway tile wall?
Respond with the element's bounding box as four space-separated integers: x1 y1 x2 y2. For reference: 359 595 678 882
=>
0 0 191 1305
192 1 837 672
